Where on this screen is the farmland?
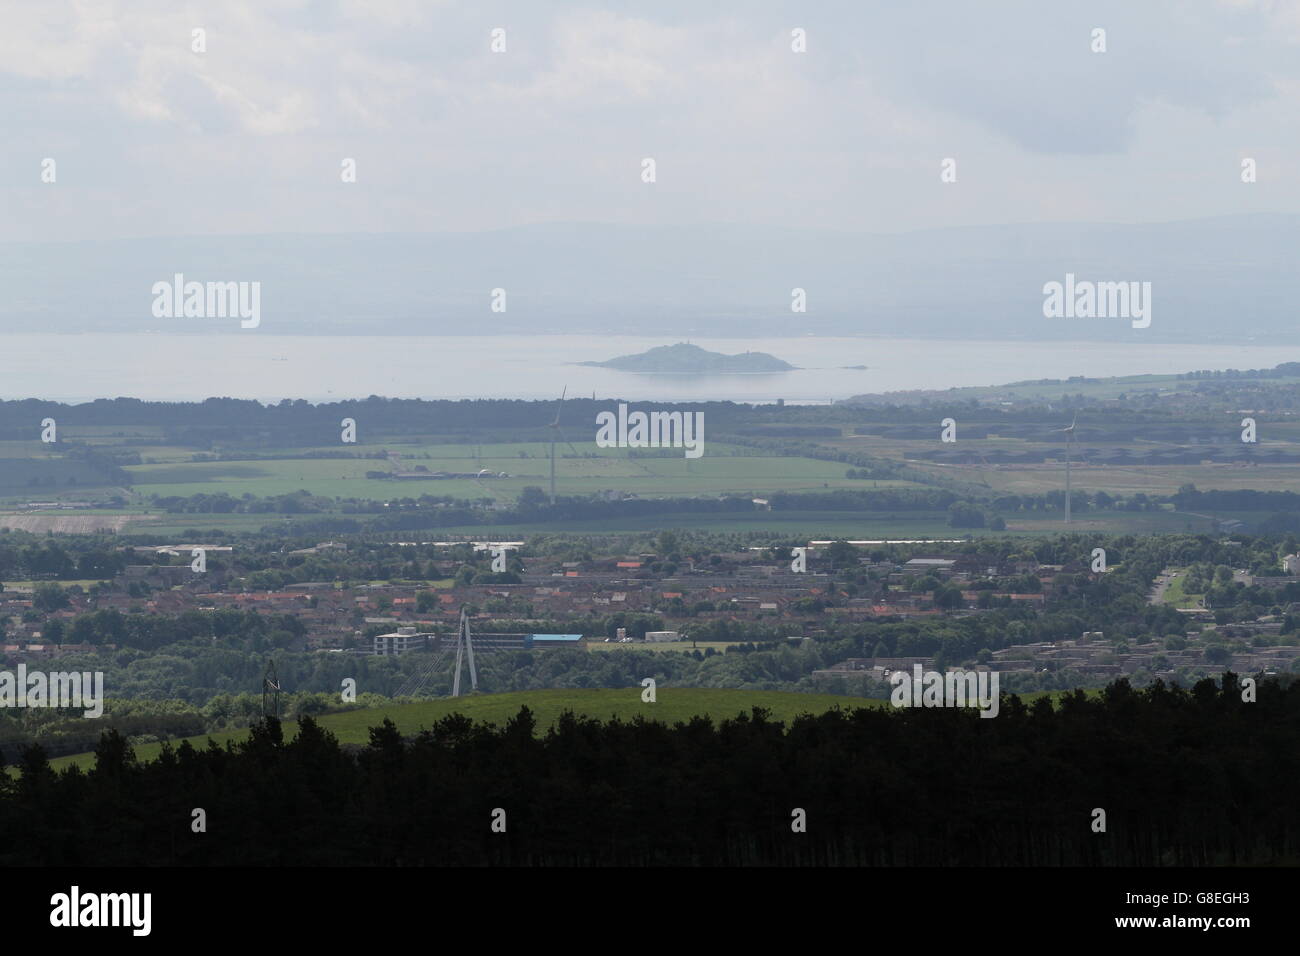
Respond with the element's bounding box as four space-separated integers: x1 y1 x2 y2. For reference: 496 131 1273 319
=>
2 431 917 504
122 441 917 501
0 418 946 538
8 373 1300 540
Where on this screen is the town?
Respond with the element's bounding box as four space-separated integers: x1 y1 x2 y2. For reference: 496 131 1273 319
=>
3 529 1297 700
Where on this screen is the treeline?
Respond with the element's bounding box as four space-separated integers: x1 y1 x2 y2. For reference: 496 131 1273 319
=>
143 487 758 532
1180 363 1300 379
0 536 128 580
8 382 1300 453
3 674 1296 865
0 396 904 444
0 701 207 761
151 490 345 514
0 692 390 761
770 488 958 511
1172 484 1300 512
990 491 1160 513
37 608 307 652
135 486 1175 537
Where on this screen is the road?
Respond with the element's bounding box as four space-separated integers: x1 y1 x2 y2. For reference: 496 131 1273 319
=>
1149 569 1175 605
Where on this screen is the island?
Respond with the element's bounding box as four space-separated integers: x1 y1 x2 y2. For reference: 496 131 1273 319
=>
579 342 796 374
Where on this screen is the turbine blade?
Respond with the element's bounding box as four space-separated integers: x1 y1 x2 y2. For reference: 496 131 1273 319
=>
556 425 579 457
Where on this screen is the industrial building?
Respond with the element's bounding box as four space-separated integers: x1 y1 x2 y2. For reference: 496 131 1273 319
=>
372 627 439 656
526 634 586 650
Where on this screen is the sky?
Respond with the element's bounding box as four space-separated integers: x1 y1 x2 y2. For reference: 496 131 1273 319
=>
4 0 1300 242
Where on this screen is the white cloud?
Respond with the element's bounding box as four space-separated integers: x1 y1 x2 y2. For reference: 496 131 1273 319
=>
5 0 1300 240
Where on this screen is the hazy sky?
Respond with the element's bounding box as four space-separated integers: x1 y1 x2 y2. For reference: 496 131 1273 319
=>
4 0 1299 242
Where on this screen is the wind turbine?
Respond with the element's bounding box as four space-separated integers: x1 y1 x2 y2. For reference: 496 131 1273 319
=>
1052 414 1077 524
547 387 579 504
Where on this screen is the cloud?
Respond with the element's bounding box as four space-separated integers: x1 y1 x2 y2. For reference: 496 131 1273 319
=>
4 0 1300 240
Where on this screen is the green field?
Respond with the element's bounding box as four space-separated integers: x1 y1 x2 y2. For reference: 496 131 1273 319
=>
40 688 887 773
121 441 920 502
970 461 1300 497
830 432 1300 497
35 686 1097 775
4 431 931 509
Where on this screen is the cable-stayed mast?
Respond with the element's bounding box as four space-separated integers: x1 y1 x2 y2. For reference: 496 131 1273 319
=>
451 607 478 696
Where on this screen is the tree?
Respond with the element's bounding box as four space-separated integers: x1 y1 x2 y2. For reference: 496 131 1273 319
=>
934 586 963 610
32 582 69 612
825 540 858 568
1204 645 1232 664
657 530 680 557
947 501 986 528
914 574 941 593
517 486 548 510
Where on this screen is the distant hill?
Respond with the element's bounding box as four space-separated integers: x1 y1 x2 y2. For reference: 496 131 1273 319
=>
6 214 1300 342
580 343 796 373
839 360 1300 405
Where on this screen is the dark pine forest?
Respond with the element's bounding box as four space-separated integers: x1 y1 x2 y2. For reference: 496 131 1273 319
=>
1 673 1295 866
